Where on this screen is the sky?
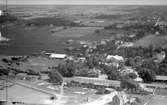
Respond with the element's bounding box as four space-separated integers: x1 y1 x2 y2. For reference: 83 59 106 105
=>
1 0 167 5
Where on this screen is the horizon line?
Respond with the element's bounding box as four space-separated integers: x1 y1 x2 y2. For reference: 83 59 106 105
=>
1 4 167 6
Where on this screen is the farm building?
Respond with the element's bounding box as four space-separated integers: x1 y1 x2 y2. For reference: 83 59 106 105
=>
45 53 67 59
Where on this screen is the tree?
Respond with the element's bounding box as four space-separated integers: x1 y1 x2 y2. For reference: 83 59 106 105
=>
86 55 100 69
48 60 76 83
138 68 156 83
57 60 76 77
103 65 121 80
120 76 140 93
48 68 62 83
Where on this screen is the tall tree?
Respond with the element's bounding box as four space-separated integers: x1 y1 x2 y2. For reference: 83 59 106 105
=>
138 68 156 83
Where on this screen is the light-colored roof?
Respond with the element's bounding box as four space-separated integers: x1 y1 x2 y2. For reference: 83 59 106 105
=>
49 53 67 58
156 75 167 81
106 55 124 61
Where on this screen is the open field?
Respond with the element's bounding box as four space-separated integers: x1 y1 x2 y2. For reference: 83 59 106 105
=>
51 27 102 37
0 25 113 55
134 35 167 48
